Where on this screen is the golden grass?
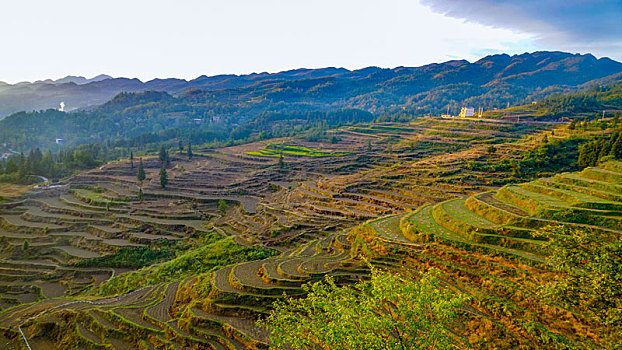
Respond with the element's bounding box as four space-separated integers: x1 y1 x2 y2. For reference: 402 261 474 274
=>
0 183 31 199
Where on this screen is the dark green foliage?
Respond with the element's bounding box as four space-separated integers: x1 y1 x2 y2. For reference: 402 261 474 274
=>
0 145 98 184
75 244 177 268
130 151 134 168
137 187 143 201
218 199 227 215
578 132 622 168
538 93 600 117
94 236 276 296
260 267 468 350
137 159 146 182
159 167 168 188
497 137 585 178
158 145 169 165
187 142 193 159
22 240 28 251
536 225 622 326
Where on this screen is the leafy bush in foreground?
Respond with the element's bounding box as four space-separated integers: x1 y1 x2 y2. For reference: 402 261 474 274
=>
536 225 622 327
260 267 468 350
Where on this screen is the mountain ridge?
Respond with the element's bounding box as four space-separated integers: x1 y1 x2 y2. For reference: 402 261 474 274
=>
0 51 620 118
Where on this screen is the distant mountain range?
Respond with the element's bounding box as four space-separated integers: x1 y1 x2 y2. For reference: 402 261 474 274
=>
1 51 621 119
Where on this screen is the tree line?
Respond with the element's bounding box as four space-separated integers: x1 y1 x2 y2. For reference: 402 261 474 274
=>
578 131 622 167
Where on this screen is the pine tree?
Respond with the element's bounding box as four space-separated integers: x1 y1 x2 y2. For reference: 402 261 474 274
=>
137 159 146 183
367 138 372 151
178 140 184 153
130 151 134 169
188 142 193 159
278 152 284 168
22 239 28 251
610 133 622 159
138 187 143 201
159 145 169 165
159 167 168 189
578 141 599 168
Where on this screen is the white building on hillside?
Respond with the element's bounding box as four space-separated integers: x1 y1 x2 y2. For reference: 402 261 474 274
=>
459 107 475 118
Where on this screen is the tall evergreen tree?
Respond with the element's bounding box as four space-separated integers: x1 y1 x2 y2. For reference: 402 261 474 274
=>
137 158 146 183
159 145 169 165
130 151 134 169
188 142 193 159
611 133 622 159
159 167 168 189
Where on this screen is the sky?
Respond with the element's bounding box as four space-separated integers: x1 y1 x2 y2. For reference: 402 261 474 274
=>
0 0 620 83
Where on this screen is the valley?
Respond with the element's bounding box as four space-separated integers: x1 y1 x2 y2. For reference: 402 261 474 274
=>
0 114 620 348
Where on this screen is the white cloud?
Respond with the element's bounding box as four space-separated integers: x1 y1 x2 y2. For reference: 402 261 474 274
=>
0 0 539 83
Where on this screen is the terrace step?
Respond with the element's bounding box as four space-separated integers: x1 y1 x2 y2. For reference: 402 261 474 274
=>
229 260 303 296
259 260 305 287
523 182 622 210
580 167 622 184
368 214 410 243
192 307 270 345
145 281 180 325
544 176 622 202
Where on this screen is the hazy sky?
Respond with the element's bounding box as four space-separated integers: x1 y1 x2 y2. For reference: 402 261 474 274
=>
1 0 619 83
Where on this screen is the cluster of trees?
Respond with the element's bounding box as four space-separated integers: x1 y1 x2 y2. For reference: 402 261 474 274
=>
517 136 586 176
0 134 194 185
75 244 178 268
468 136 587 182
0 144 113 183
577 132 622 167
230 109 374 142
537 225 622 326
538 93 600 116
260 267 468 350
0 141 143 184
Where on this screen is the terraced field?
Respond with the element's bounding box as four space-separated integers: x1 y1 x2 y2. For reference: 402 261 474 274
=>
3 117 590 348
398 162 622 260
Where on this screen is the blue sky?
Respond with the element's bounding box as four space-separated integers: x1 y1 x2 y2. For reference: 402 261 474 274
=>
0 0 619 83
